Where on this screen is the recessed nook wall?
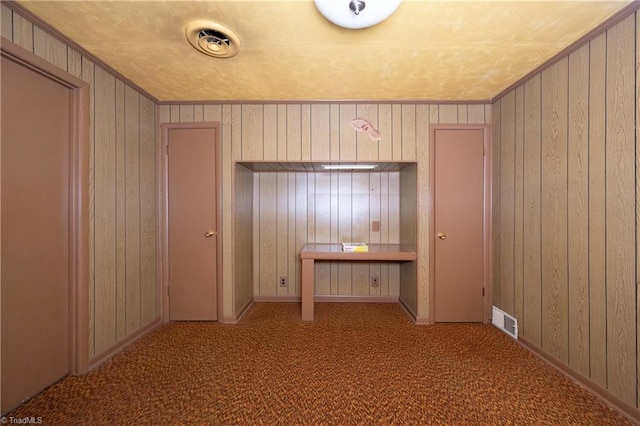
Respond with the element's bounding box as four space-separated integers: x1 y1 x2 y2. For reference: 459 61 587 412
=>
235 162 418 312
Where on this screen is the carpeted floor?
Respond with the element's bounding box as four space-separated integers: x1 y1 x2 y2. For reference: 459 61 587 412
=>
5 302 634 425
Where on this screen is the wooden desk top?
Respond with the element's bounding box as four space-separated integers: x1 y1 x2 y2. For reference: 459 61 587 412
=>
300 243 417 261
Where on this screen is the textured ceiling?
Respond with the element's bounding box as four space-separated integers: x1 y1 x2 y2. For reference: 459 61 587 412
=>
17 0 634 102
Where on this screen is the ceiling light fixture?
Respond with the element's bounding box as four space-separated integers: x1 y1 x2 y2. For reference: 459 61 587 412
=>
314 0 402 29
322 164 377 170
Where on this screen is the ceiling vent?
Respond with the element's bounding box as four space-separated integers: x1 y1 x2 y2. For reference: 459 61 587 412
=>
185 20 241 59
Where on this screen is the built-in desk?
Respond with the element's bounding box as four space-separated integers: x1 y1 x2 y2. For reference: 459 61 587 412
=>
300 243 417 320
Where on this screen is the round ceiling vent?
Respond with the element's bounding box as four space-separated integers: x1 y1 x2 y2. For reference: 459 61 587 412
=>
185 20 241 59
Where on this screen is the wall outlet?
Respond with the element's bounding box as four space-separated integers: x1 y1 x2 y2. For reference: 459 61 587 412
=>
371 276 379 287
280 276 288 287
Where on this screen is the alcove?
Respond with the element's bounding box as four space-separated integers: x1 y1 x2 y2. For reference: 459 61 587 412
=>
233 161 419 320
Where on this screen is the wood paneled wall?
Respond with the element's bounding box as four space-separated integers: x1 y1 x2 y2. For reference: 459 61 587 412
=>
1 5 159 361
492 12 638 408
252 170 401 298
159 103 491 321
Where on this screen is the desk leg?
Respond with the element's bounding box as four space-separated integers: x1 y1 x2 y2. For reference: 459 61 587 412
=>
301 258 315 320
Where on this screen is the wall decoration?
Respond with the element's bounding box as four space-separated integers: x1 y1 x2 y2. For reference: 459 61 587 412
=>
350 117 381 140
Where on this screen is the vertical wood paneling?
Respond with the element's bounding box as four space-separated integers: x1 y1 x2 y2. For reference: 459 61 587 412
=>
203 104 222 123
295 173 308 293
495 14 640 409
588 32 608 389
388 172 400 296
513 87 524 324
231 105 242 161
401 105 416 161
259 174 277 294
125 86 141 333
94 66 117 355
457 105 468 124
311 104 330 161
492 102 501 307
33 26 66 70
263 105 278 161
277 105 287 161
356 104 379 161
637 11 640 410
438 104 458 123
522 75 542 346
340 104 357 161
337 173 352 295
170 105 179 123
194 105 204 122
12 13 33 51
1 4 12 40
605 15 635 404
378 104 393 161
369 173 381 296
139 96 156 324
301 105 311 161
499 92 515 315
541 58 569 363
115 80 126 341
352 174 370 295
221 105 234 318
329 173 339 295
468 105 486 124
252 174 261 296
416 105 431 317
179 105 194 122
314 173 331 294
242 105 263 161
567 44 590 377
81 56 96 357
287 173 298 294
392 105 403 161
287 105 301 160
276 173 288 295
329 105 341 161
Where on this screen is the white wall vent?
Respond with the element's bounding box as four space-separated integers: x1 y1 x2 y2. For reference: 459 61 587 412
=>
492 306 518 339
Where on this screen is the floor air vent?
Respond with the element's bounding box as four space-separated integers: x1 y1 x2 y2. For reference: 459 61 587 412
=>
492 306 518 339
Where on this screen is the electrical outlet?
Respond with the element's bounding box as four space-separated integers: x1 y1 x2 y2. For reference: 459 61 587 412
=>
280 276 288 287
371 276 379 287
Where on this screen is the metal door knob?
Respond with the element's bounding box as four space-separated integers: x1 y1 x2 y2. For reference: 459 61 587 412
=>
437 232 446 240
204 231 215 238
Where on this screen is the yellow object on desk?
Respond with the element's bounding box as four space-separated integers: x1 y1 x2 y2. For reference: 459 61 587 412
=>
341 242 368 252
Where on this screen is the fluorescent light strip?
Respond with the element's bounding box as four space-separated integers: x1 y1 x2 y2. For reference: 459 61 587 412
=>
321 164 377 170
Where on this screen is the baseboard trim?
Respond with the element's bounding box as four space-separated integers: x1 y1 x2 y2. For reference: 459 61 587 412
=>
88 317 161 370
253 295 400 303
315 295 399 303
519 337 640 424
223 298 255 324
253 295 301 302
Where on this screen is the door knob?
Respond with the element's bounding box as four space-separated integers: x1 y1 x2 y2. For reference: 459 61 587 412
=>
204 231 215 238
437 232 446 240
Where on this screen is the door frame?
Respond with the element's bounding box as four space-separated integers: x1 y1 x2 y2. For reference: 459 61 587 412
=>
159 122 222 322
1 38 90 374
429 124 492 324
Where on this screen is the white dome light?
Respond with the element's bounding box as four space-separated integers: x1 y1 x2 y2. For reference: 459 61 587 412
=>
314 0 402 29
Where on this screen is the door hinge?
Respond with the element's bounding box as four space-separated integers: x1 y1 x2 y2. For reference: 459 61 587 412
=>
166 145 169 155
167 286 170 296
482 287 485 297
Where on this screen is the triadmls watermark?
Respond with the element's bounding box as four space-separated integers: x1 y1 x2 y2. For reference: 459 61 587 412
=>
0 416 43 424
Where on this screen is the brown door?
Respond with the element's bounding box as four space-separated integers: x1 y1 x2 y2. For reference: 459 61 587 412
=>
167 127 218 320
1 56 71 412
434 128 484 322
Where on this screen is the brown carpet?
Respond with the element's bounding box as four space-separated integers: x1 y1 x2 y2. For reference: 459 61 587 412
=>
5 303 634 425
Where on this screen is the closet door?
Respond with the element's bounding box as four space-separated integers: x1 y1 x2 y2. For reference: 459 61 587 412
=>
1 55 71 413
